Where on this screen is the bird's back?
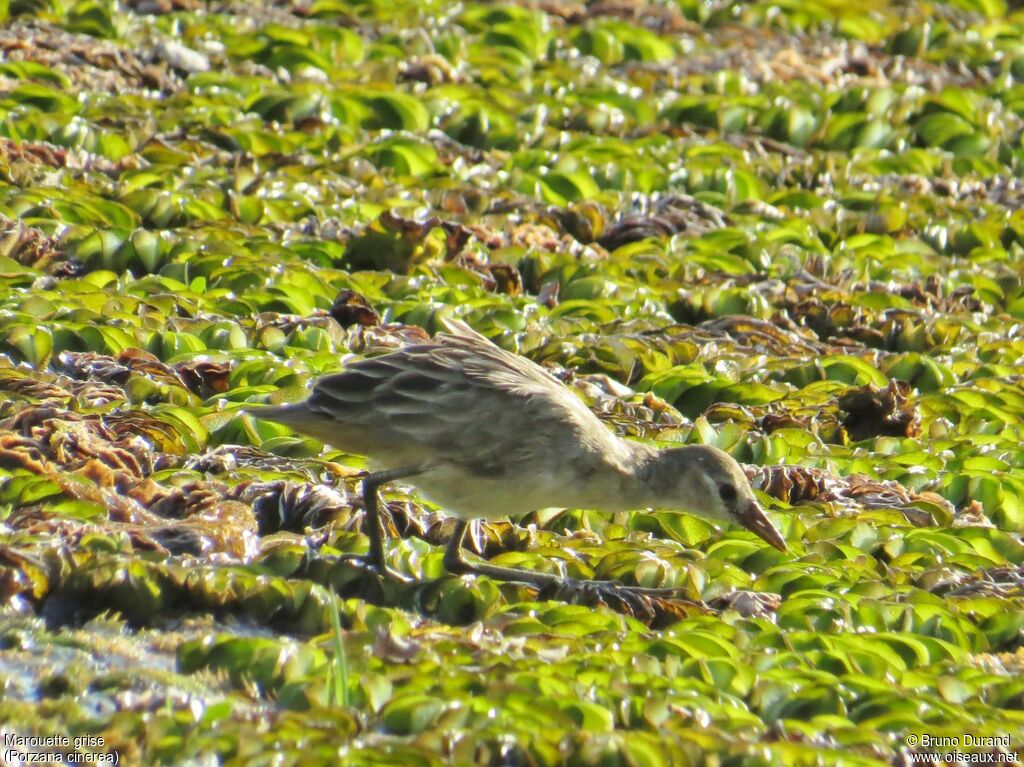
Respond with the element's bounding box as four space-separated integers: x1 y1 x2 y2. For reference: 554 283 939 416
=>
256 321 630 481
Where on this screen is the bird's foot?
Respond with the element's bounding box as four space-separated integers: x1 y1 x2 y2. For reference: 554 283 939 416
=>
538 578 708 621
335 552 413 584
442 555 707 621
706 589 781 618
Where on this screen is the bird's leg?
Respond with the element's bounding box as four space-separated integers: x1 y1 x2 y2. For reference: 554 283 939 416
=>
443 519 566 588
440 518 688 593
444 518 708 618
441 519 470 573
361 473 390 572
355 467 420 583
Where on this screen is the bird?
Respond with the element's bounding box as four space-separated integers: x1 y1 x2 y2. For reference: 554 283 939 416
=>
251 318 787 596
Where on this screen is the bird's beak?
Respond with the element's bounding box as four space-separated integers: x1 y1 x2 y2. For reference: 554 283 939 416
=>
739 501 787 552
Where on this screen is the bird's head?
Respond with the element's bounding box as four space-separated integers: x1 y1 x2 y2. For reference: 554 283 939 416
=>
644 444 787 552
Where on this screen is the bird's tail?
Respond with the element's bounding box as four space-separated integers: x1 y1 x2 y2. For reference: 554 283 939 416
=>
437 315 491 343
242 401 313 424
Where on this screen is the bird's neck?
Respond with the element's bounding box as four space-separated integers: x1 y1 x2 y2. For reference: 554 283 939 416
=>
571 438 661 512
619 441 673 508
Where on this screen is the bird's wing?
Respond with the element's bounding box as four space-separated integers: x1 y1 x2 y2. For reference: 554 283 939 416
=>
266 326 614 473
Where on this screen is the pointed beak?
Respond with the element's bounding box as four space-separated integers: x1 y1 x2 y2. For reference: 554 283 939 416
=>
738 502 787 552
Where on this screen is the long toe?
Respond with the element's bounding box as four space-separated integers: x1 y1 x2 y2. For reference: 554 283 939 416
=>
379 565 414 584
707 589 781 618
335 552 414 584
596 584 657 623
537 578 656 622
609 585 711 624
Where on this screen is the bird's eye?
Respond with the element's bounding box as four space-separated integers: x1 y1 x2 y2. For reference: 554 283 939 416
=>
718 484 737 503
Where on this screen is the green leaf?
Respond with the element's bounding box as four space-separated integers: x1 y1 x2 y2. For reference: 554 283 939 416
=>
381 694 447 735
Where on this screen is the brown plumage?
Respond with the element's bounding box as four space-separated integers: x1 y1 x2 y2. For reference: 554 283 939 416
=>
253 318 786 590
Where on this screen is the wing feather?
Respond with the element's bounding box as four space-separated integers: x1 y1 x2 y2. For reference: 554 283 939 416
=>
259 324 622 473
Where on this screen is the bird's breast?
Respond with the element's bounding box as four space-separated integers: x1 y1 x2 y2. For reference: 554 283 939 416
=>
409 462 592 520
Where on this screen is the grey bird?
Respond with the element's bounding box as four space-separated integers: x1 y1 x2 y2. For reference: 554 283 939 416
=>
251 319 787 592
